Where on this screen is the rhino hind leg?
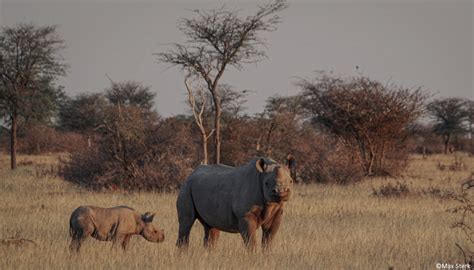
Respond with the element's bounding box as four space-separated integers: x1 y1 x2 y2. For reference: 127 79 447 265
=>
176 188 197 249
69 237 83 252
69 216 94 252
69 227 89 252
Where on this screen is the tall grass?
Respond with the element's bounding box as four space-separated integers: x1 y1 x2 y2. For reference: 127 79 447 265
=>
0 153 472 269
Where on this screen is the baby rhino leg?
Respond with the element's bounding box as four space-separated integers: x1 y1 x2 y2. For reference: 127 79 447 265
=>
70 219 94 252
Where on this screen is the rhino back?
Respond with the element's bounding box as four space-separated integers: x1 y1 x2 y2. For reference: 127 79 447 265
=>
86 206 138 237
186 162 264 232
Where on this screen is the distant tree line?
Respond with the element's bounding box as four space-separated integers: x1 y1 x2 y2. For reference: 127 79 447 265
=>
1 2 473 190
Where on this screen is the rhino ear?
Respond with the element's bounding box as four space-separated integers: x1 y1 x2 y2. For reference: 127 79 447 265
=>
256 158 266 173
142 212 155 223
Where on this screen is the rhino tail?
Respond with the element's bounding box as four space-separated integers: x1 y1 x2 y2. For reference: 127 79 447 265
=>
70 218 85 240
69 218 74 238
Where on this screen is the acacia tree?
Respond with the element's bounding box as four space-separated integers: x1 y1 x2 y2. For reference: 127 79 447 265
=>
427 98 469 154
466 100 474 153
300 74 427 176
105 80 155 110
258 95 305 155
157 0 287 164
59 93 106 131
0 23 67 169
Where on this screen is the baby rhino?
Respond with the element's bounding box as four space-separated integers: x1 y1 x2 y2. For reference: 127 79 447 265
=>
69 206 164 251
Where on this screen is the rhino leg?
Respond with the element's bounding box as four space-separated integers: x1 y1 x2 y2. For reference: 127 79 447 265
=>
262 208 283 250
70 227 91 252
69 219 93 252
238 216 258 251
69 237 84 252
203 224 220 249
121 234 132 250
111 235 126 251
176 188 196 249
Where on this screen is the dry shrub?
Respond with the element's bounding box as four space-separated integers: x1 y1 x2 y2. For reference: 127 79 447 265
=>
437 154 468 171
18 123 87 154
421 187 456 200
34 164 58 178
220 116 260 166
60 113 199 191
1 233 37 248
449 175 474 264
405 124 445 155
132 117 199 191
220 114 364 184
372 182 410 198
288 130 363 184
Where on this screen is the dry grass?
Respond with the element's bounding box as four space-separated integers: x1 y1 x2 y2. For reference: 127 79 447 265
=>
0 153 473 269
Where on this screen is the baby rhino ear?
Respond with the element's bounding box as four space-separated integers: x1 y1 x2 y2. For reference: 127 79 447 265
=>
141 212 156 223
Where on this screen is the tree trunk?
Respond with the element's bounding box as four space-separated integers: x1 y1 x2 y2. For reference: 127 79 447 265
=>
213 95 222 164
470 122 473 153
379 144 386 173
202 133 208 165
10 112 18 170
367 146 375 176
444 133 450 154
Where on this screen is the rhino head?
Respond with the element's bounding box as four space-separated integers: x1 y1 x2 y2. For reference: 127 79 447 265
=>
256 157 295 203
140 212 165 243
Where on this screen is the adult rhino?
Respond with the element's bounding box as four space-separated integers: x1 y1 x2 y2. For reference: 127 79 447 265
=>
176 157 295 250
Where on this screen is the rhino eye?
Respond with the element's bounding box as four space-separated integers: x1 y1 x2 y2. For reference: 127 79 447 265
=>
265 182 269 186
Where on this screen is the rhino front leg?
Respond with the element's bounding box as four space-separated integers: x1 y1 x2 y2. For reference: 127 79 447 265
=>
203 226 220 249
239 216 258 251
111 235 125 251
121 234 132 250
262 208 283 250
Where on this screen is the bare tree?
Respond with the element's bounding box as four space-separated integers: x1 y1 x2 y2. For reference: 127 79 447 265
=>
0 23 67 169
157 0 287 164
184 78 214 165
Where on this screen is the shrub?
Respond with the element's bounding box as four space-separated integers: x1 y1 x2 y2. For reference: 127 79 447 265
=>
220 110 364 184
60 113 199 191
300 73 427 176
449 175 474 264
18 123 87 154
372 182 410 197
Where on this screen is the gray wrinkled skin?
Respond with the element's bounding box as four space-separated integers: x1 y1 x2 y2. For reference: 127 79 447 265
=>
69 206 164 252
176 157 294 250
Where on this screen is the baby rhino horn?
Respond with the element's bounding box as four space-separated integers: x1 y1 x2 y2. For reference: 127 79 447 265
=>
142 212 156 223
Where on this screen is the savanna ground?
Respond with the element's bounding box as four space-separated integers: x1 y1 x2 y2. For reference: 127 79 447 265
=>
0 153 473 270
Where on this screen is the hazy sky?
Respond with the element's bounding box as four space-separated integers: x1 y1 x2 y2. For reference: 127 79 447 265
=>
1 0 472 116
